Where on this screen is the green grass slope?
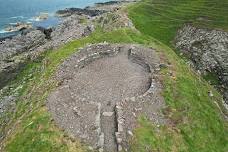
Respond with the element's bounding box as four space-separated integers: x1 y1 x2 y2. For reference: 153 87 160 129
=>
128 0 228 45
127 0 228 151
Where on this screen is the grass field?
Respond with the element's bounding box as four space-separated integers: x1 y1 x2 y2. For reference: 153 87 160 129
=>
1 0 228 151
128 0 228 45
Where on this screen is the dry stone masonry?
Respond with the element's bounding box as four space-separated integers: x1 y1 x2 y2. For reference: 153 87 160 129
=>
47 43 166 152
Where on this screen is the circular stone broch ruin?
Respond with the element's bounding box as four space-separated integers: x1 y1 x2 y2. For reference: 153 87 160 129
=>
47 43 166 152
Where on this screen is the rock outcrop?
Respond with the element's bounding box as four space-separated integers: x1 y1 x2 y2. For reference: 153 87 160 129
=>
56 7 106 17
175 24 228 109
0 14 96 89
0 30 47 89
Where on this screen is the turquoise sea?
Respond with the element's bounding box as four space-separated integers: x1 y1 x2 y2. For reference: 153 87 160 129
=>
0 0 108 38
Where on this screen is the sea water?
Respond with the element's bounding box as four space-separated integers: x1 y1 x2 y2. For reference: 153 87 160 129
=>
0 0 108 38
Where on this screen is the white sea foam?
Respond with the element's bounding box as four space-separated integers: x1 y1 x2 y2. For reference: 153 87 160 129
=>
9 23 18 25
8 21 32 26
28 18 40 22
10 16 25 19
0 30 7 34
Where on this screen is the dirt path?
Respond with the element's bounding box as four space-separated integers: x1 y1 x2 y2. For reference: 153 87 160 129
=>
47 44 166 151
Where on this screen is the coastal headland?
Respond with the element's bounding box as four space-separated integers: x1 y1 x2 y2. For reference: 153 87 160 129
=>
0 0 227 152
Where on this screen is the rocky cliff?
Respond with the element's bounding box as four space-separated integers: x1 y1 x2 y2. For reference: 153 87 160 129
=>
175 24 228 109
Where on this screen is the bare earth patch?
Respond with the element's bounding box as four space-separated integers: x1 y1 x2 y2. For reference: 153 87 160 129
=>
47 43 166 152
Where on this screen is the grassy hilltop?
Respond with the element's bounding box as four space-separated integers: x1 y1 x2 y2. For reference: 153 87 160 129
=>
1 0 228 152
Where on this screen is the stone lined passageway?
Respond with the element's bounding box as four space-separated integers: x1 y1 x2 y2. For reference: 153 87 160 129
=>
47 43 166 151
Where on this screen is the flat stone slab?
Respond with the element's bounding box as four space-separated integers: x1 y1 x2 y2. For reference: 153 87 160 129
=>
103 112 114 117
